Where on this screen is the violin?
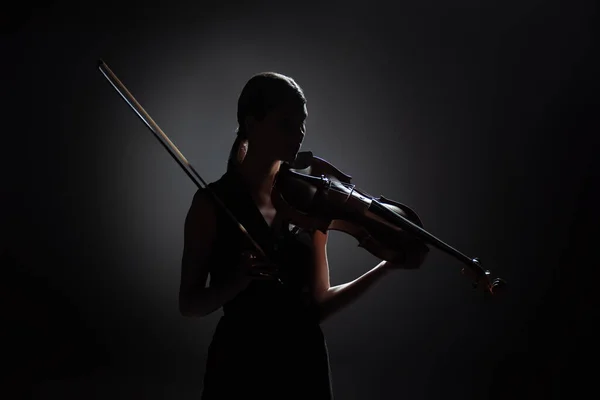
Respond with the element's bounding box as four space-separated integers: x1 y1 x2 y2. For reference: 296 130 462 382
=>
272 152 506 294
97 60 506 295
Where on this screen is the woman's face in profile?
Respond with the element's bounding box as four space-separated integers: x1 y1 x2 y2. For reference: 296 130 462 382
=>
251 101 307 163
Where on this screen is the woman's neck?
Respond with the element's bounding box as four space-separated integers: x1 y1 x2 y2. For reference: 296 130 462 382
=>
237 150 281 200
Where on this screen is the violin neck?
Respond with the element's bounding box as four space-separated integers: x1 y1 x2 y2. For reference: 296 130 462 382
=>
368 199 472 266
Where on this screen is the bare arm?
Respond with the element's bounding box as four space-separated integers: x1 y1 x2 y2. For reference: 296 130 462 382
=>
178 190 247 317
311 230 391 323
311 229 428 323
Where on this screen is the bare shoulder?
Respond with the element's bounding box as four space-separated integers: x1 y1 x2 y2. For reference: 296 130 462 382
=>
187 188 217 221
192 187 215 208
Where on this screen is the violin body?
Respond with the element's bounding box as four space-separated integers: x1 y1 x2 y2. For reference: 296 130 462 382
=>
272 151 429 265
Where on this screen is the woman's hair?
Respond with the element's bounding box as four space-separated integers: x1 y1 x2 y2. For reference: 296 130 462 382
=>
227 72 306 171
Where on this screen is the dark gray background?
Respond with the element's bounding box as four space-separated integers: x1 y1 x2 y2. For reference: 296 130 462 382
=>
2 0 597 398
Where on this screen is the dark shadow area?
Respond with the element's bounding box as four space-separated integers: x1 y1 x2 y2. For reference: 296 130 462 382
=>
1 249 109 396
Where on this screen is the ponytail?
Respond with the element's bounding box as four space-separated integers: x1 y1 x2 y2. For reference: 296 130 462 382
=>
226 128 248 172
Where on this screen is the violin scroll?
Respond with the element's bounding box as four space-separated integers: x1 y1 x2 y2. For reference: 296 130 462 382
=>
462 258 508 295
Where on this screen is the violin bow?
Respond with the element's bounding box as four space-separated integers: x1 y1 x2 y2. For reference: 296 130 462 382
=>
97 59 276 277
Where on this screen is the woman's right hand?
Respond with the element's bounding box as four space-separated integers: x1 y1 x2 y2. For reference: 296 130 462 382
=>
231 250 280 290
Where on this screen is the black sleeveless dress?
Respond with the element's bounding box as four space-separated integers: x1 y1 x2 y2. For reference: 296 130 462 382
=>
200 168 334 399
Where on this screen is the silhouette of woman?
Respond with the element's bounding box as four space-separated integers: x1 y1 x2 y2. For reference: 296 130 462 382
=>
178 72 429 399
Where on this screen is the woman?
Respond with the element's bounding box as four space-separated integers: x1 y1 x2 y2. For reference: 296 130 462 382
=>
179 72 429 399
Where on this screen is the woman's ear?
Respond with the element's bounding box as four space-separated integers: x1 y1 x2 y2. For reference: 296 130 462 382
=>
237 139 248 164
